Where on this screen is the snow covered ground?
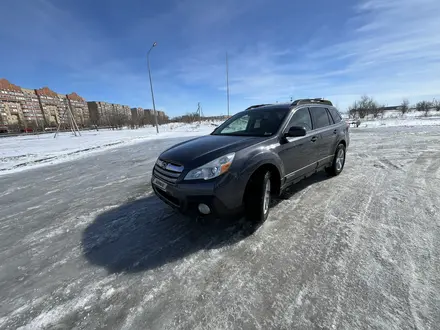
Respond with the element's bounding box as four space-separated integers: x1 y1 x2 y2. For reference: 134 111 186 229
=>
348 109 440 128
0 121 222 175
2 111 440 176
0 127 439 329
359 116 440 128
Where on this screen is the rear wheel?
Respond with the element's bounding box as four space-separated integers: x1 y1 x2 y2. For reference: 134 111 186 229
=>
326 144 346 176
244 171 271 223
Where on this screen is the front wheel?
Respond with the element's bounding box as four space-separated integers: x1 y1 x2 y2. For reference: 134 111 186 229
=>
326 144 346 176
244 171 271 223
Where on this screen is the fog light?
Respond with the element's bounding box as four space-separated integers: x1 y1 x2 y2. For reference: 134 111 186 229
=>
198 203 211 215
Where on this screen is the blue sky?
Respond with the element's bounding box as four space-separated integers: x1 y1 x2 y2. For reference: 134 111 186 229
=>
1 0 440 117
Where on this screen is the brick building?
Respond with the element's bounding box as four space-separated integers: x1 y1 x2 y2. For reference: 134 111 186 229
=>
21 88 45 127
0 79 43 129
1 78 170 131
67 92 89 127
34 87 67 127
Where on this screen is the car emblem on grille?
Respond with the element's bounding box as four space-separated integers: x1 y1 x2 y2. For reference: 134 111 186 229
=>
157 159 184 172
166 163 183 172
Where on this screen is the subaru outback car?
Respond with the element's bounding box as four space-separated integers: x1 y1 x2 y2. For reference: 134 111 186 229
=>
151 98 349 222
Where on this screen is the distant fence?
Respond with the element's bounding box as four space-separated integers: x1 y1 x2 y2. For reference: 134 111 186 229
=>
0 126 104 139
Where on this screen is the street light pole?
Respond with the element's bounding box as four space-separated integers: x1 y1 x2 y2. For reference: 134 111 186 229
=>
147 41 159 133
226 52 230 117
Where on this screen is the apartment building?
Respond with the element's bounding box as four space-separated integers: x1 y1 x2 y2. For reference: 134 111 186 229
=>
157 110 166 121
112 103 123 116
0 79 42 128
122 105 131 118
0 79 94 130
131 107 144 119
143 109 168 124
88 101 132 127
21 88 45 127
1 78 170 131
67 92 89 127
112 104 131 117
34 87 68 127
87 101 113 126
130 107 144 127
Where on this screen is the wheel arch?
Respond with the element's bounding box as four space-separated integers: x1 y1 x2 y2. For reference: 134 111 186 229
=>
333 139 346 155
338 139 346 148
243 163 282 204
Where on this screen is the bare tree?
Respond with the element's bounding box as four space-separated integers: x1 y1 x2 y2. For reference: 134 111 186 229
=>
433 99 440 112
348 109 357 119
416 101 432 117
349 95 379 119
348 101 358 119
370 102 382 118
348 101 359 119
376 104 386 118
171 112 200 123
400 99 410 115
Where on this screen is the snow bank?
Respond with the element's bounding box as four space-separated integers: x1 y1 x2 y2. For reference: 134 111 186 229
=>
345 109 440 129
0 121 223 175
356 117 440 128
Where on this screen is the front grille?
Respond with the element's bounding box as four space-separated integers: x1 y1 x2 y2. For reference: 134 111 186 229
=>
153 159 184 184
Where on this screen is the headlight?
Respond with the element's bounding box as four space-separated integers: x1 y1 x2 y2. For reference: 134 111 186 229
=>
184 153 235 180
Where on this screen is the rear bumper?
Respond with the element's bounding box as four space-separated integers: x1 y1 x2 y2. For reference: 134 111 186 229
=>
151 174 243 218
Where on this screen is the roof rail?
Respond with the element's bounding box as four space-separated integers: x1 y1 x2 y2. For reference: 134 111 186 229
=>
245 104 272 110
291 98 333 106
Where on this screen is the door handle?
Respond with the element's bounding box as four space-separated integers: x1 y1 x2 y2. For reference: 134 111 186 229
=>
311 136 318 142
333 129 337 134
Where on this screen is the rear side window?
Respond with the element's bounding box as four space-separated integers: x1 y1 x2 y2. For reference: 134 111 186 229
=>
326 109 334 124
311 107 330 129
328 107 342 123
287 108 312 131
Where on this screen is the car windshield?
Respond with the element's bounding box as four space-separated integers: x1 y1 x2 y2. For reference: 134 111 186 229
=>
212 108 290 137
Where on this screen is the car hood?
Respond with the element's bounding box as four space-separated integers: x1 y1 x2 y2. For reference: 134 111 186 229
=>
159 135 264 167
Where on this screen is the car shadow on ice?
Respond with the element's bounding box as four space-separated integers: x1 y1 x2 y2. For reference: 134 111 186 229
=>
81 172 330 274
81 194 260 274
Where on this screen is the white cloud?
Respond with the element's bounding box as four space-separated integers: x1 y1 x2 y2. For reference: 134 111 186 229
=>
3 0 439 116
174 0 440 112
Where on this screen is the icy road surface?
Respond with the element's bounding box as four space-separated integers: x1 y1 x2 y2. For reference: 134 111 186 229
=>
0 121 221 175
1 127 439 329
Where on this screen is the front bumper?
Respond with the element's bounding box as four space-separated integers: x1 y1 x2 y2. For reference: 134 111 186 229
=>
151 174 243 218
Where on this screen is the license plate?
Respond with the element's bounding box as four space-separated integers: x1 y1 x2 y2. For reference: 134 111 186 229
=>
153 177 168 191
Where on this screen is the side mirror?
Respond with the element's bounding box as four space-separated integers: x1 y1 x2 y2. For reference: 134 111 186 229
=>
284 126 307 137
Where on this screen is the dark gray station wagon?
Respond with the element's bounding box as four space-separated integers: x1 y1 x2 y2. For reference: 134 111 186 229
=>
152 98 349 222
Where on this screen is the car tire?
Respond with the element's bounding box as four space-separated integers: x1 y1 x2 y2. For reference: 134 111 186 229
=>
326 143 346 176
244 171 271 223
